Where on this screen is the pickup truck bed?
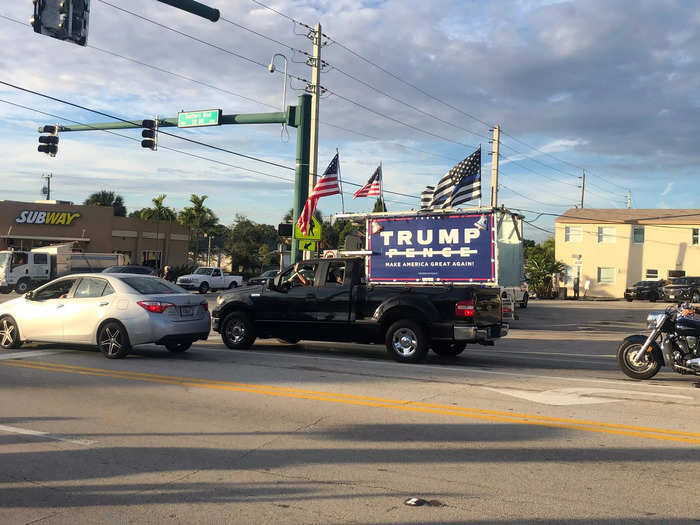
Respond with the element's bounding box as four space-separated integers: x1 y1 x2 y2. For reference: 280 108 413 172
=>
211 258 507 363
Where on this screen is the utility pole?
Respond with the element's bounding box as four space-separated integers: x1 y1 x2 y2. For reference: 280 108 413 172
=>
307 23 322 193
490 125 500 208
579 170 585 208
41 173 52 200
627 190 632 209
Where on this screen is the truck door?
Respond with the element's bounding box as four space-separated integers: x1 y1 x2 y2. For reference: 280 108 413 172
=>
313 261 352 323
211 268 223 288
30 252 50 284
257 262 319 325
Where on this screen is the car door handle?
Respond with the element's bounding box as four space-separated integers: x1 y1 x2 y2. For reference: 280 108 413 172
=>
56 304 64 309
99 302 109 307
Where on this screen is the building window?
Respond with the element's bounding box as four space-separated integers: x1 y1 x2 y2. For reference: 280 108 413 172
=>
645 269 658 280
565 225 582 243
597 226 616 243
693 228 699 246
597 267 616 284
632 226 644 243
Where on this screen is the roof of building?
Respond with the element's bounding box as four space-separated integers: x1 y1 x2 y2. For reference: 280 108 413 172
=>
555 208 700 225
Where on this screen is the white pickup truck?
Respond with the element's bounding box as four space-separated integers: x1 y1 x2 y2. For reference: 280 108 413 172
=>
176 267 243 294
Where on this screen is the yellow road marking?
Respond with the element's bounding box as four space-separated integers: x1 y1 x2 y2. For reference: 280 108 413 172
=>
3 359 700 445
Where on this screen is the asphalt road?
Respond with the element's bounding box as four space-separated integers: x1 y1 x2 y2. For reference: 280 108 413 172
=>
1 297 699 524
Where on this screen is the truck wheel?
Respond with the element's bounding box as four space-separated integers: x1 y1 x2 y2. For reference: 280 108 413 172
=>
15 279 31 295
199 282 209 294
0 316 21 349
432 342 466 357
385 320 428 363
221 311 256 349
227 281 238 289
519 293 529 308
97 321 131 359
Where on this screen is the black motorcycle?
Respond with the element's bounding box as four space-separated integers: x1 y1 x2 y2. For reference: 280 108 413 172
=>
618 303 700 380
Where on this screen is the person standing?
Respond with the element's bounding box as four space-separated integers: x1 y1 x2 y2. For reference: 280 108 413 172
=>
573 276 580 300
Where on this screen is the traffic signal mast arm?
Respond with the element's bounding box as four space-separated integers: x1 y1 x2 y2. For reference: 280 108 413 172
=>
48 109 293 133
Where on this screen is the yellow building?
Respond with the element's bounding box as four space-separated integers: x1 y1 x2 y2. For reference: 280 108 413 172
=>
554 209 700 298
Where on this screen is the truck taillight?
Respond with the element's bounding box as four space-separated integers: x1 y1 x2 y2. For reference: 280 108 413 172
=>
137 301 174 314
455 300 475 318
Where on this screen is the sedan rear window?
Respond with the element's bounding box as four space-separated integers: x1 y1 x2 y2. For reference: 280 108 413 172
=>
119 276 187 295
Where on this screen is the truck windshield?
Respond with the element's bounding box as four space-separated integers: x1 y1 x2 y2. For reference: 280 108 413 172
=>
0 253 9 270
194 268 213 275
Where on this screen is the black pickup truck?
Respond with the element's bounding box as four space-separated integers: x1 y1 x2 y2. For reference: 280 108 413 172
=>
211 258 507 363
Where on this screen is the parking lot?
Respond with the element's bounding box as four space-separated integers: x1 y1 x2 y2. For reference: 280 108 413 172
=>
1 297 699 524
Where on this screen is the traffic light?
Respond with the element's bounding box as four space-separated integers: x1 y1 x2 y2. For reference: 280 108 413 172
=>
38 125 59 157
141 119 158 151
30 0 90 47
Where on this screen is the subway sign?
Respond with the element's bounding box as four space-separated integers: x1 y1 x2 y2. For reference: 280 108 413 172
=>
15 210 81 226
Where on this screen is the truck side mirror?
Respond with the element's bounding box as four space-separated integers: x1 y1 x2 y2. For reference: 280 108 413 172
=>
25 291 34 300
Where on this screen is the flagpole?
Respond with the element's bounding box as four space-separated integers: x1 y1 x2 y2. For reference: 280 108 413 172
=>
379 161 384 211
478 144 483 210
337 147 345 214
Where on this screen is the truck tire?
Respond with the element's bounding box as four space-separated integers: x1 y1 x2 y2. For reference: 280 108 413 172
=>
385 320 428 363
15 279 31 295
227 281 237 289
432 342 466 357
199 282 210 294
221 311 256 349
519 293 529 308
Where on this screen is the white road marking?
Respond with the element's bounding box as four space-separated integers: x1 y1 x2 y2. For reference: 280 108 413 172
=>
0 350 64 361
0 424 96 445
194 343 698 392
483 387 693 406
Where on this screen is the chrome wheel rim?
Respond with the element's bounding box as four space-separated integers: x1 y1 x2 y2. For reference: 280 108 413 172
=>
392 328 418 356
0 319 16 347
624 344 654 373
226 318 246 344
100 327 123 356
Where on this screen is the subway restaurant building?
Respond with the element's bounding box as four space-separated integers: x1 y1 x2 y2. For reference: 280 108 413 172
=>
0 200 189 268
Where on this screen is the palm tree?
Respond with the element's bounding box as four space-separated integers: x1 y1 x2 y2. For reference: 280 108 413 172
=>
177 194 218 262
139 195 177 268
84 190 127 217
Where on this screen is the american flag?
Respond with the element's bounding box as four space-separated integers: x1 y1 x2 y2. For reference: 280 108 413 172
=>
297 153 340 235
420 185 434 209
422 147 481 209
353 165 382 198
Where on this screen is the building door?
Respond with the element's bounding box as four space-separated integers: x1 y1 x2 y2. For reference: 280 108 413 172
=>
142 251 161 269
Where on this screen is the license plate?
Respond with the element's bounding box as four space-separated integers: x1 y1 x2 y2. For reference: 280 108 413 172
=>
181 305 194 317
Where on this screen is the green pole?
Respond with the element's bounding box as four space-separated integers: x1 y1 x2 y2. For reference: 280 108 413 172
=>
156 0 220 22
291 94 312 264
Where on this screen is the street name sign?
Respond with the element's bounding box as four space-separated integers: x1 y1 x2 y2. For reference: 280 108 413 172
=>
177 109 222 128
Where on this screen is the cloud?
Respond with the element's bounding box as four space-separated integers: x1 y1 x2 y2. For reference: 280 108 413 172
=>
661 182 674 196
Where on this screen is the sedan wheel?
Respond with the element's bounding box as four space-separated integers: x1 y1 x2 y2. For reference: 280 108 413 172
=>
0 316 21 349
98 322 131 359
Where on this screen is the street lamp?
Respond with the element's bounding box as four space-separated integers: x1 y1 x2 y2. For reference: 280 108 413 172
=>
268 53 289 138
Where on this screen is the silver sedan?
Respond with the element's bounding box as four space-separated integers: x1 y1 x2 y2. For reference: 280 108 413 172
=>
0 274 211 358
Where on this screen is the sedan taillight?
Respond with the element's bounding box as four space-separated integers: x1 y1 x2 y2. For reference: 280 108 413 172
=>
137 301 174 314
455 299 475 318
201 300 209 312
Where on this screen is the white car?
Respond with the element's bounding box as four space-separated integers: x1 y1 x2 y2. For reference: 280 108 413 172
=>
0 274 211 359
176 267 242 293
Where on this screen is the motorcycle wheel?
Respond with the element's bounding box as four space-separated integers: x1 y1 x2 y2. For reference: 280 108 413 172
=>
617 340 661 380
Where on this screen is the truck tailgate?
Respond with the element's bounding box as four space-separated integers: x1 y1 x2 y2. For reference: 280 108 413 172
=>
473 288 502 326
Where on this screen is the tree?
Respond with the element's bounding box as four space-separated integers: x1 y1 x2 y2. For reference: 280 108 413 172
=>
178 194 218 262
372 197 387 213
139 194 176 221
84 190 126 217
225 215 280 276
524 236 565 298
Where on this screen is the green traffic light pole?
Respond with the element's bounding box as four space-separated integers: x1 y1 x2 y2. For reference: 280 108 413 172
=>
49 93 312 263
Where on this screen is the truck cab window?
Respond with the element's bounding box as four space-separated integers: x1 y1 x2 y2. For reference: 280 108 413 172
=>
11 252 28 269
326 263 346 286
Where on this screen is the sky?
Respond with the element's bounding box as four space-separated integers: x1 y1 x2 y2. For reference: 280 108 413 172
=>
0 0 698 241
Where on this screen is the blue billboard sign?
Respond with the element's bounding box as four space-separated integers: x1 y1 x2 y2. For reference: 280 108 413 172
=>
367 213 495 284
